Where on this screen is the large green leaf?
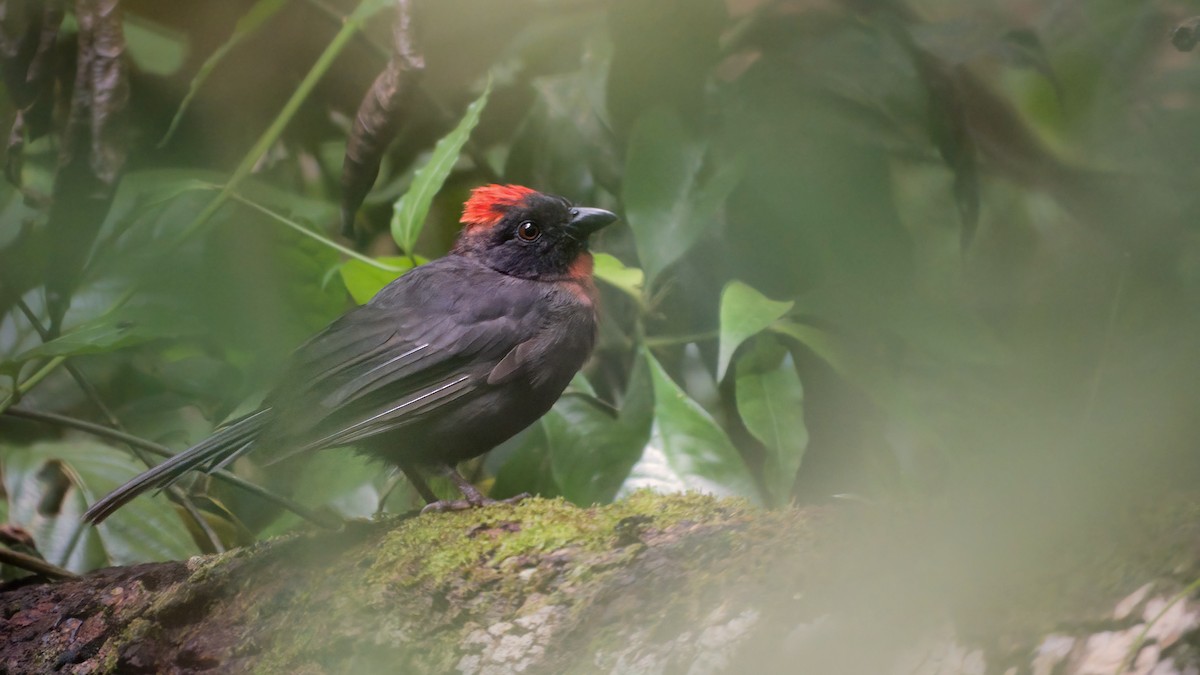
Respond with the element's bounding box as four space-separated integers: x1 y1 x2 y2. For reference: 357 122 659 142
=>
735 336 807 506
391 79 492 253
490 423 562 501
494 363 653 504
543 394 647 506
339 256 424 305
620 352 759 501
717 280 794 380
622 107 743 286
2 441 198 570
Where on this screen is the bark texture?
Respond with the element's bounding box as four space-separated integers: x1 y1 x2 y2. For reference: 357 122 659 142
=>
1 493 1199 674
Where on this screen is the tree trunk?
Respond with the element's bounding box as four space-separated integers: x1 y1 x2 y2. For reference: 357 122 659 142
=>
2 493 1198 674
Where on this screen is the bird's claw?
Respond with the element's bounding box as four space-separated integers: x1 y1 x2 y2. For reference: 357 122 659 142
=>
420 492 531 514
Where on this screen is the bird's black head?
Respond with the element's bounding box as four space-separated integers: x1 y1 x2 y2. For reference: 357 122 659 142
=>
453 185 617 280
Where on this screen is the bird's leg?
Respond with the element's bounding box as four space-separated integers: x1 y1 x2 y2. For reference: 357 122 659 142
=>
398 461 440 504
444 464 488 504
420 463 530 514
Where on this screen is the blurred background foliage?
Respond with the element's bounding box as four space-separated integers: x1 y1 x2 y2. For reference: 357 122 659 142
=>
1 0 1199 589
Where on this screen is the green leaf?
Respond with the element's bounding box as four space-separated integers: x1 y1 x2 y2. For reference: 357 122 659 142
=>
159 0 290 145
2 441 197 571
735 336 807 506
496 364 650 505
717 280 794 380
10 302 204 365
543 394 647 506
592 253 644 302
622 107 743 285
124 16 187 77
391 79 493 253
338 256 424 304
491 423 562 501
620 352 759 501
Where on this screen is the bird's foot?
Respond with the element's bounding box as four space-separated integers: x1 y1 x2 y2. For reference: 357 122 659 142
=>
420 492 531 514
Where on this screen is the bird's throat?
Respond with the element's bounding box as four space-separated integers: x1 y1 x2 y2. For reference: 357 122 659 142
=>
567 252 594 281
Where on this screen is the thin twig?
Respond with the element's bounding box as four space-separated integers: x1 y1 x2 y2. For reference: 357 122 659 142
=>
4 406 340 529
0 546 79 580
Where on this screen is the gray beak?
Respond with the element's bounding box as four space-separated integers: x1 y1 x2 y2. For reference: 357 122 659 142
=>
566 207 618 238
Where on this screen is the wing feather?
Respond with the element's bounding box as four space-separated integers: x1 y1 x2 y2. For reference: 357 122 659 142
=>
256 258 542 458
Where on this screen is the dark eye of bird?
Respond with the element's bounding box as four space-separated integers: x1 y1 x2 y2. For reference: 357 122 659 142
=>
517 221 541 242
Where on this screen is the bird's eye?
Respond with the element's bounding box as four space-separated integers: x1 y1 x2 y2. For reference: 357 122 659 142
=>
517 221 541 242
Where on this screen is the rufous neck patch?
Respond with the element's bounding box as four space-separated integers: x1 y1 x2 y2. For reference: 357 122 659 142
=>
564 252 598 307
568 251 594 280
461 184 536 229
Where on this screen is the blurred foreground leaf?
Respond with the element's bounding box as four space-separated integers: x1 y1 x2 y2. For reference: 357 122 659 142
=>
772 319 854 380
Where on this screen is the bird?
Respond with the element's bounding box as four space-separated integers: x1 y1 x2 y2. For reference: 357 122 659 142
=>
83 185 616 523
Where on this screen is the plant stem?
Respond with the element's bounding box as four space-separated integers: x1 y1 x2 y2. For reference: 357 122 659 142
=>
222 188 403 271
0 356 66 415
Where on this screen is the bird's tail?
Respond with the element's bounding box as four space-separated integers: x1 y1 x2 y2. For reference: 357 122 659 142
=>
83 409 272 524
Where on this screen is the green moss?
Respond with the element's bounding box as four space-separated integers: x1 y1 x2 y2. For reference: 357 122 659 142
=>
366 492 752 588
243 493 767 672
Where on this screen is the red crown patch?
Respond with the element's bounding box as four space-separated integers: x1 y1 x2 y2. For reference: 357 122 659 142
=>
460 184 536 228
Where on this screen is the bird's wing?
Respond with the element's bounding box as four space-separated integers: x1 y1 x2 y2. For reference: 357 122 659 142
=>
257 259 541 459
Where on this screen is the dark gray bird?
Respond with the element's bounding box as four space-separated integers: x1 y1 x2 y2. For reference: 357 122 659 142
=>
84 185 616 523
